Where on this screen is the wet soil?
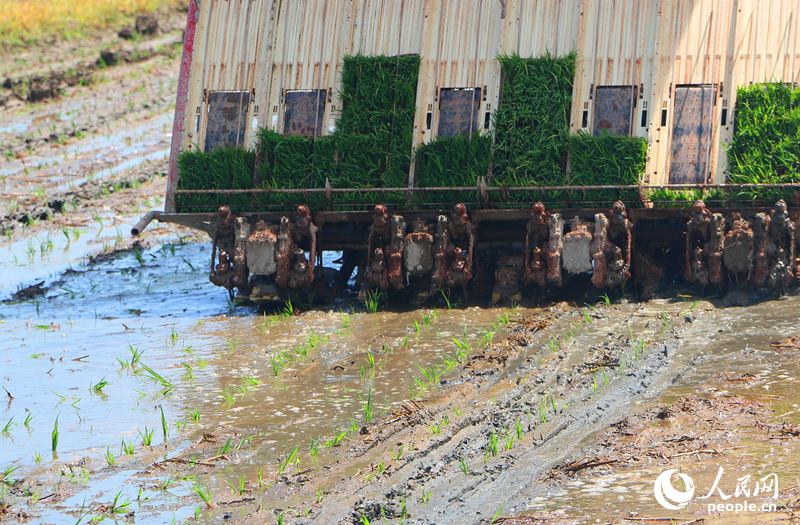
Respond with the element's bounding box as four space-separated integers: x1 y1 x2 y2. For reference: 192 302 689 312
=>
0 5 185 239
2 15 800 525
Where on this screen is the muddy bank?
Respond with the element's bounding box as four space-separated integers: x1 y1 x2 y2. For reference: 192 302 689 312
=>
206 295 798 525
0 4 185 250
0 5 186 106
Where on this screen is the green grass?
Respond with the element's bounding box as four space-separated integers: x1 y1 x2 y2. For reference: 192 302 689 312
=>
491 51 577 199
176 147 256 212
413 134 492 203
567 131 646 204
725 82 800 202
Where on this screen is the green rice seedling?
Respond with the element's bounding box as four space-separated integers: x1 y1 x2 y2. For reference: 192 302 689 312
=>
538 397 547 424
546 337 562 353
310 439 320 457
567 131 646 204
191 410 200 421
413 320 420 333
459 457 469 474
182 257 196 272
366 351 375 369
193 483 213 508
516 420 524 440
496 312 510 325
393 445 404 460
488 430 499 457
1 418 12 435
116 356 130 370
451 329 471 360
139 363 174 394
241 376 259 386
34 450 42 464
221 386 235 407
90 377 108 393
51 415 59 452
278 446 299 475
121 437 134 456
105 448 115 466
160 405 168 444
128 345 142 369
280 298 295 318
359 389 374 423
218 438 233 457
364 289 384 313
256 469 266 487
440 290 453 310
492 52 576 201
160 475 179 491
415 363 440 385
139 426 154 447
170 327 178 344
360 514 371 525
181 362 193 380
659 311 671 333
225 476 246 496
414 134 492 203
505 432 514 450
421 488 431 503
105 491 131 515
726 83 800 203
490 505 504 525
2 465 19 483
271 357 280 376
328 430 348 447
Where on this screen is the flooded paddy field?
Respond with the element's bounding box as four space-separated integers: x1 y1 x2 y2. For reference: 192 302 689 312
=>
2 16 800 525
3 234 800 525
0 238 529 523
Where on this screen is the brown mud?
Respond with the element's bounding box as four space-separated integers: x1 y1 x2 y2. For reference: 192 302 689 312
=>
0 5 185 238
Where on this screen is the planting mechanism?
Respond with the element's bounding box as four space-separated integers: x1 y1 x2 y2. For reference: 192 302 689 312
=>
133 0 800 304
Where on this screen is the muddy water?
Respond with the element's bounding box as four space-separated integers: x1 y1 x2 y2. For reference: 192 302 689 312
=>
526 295 800 523
0 240 525 522
0 205 175 295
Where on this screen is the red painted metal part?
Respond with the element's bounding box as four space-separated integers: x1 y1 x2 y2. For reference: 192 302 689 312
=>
165 0 199 213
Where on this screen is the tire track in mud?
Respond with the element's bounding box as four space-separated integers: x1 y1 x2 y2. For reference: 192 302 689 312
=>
234 300 739 524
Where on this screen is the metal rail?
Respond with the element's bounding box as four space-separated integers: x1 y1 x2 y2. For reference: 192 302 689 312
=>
174 182 800 194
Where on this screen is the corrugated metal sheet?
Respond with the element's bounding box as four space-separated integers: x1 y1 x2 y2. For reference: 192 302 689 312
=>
168 0 800 205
